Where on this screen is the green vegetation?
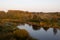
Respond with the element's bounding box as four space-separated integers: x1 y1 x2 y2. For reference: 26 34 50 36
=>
13 29 36 40
0 22 36 40
0 10 60 27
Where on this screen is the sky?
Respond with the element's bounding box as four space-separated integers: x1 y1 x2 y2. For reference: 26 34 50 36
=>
0 0 60 12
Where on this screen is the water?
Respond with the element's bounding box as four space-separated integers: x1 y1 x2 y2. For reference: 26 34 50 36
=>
17 24 60 40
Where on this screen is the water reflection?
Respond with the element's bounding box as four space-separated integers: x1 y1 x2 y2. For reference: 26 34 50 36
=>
17 24 60 40
53 28 57 35
43 27 49 31
32 25 41 30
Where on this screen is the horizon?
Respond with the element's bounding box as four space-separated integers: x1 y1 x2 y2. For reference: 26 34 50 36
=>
0 10 60 13
0 0 60 12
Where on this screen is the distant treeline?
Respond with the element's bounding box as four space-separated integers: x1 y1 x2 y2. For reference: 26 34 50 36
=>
0 10 60 19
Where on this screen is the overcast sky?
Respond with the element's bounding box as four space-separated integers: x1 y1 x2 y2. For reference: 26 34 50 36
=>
0 0 60 12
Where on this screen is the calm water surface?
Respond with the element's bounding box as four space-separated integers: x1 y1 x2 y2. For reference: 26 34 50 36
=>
17 24 60 40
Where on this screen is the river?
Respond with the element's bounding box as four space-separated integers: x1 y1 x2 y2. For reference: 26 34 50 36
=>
17 24 60 40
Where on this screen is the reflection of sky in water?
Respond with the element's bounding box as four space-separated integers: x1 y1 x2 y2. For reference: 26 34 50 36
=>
17 24 60 40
